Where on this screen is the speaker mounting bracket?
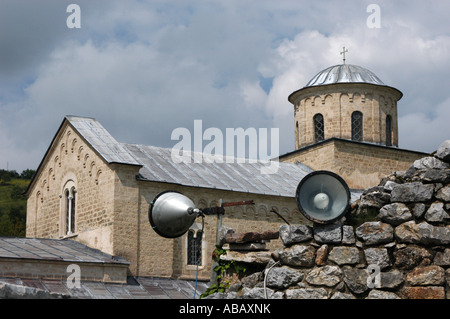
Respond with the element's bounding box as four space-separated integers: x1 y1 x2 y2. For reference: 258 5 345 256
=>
201 200 254 216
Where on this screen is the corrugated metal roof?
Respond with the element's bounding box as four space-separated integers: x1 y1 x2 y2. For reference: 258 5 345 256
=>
0 276 208 299
65 116 362 201
0 237 129 265
305 64 385 87
124 144 313 197
67 116 140 166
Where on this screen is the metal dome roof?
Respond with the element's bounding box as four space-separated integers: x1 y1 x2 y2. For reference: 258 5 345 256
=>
305 64 385 87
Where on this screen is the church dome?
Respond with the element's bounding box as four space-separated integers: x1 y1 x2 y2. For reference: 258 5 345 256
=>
305 64 385 87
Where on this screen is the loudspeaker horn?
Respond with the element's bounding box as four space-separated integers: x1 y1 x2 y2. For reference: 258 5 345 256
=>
149 191 201 238
295 170 350 224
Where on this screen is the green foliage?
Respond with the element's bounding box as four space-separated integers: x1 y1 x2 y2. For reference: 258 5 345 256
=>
200 246 247 298
0 169 33 237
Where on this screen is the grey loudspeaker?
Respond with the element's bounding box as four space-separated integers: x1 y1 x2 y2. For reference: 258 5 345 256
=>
296 170 350 224
149 191 201 238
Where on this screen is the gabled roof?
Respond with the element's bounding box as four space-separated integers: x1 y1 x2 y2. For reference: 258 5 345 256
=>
28 116 316 198
66 116 140 166
28 116 364 200
69 116 314 197
125 143 313 197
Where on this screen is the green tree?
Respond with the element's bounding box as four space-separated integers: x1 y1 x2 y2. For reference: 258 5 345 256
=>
20 169 36 180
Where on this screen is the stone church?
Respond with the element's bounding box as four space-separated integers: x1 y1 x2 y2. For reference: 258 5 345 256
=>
24 62 427 281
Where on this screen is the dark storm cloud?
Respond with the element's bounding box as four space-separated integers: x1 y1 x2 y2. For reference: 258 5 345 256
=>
0 0 449 172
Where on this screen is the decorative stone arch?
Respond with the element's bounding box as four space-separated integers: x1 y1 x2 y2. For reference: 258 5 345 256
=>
83 153 90 168
279 207 291 223
71 137 78 154
324 94 333 105
95 169 102 185
197 198 208 210
65 130 72 155
257 205 269 221
313 95 322 107
246 205 256 220
77 145 84 161
89 161 96 177
54 155 60 168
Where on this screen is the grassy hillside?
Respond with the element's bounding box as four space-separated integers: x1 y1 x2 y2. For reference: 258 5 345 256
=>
0 172 33 237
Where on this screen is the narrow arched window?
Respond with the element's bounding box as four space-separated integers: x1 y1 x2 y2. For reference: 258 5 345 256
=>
62 182 76 235
386 115 392 146
351 111 363 142
313 113 324 143
187 230 203 266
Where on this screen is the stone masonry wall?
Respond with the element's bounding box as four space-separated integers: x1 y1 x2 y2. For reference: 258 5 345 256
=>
280 139 426 189
206 140 450 299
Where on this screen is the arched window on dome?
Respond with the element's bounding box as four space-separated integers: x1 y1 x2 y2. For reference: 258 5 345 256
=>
351 111 363 142
386 115 392 146
313 114 324 143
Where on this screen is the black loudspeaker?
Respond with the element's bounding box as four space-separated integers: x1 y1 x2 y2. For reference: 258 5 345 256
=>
296 170 350 224
149 191 201 238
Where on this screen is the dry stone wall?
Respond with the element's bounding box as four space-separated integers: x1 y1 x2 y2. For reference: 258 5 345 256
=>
206 140 450 299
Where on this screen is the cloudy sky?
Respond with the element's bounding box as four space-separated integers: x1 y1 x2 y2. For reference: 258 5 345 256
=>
0 0 449 173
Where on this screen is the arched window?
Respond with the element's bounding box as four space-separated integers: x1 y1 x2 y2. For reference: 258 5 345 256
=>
187 229 203 266
313 114 324 143
386 115 392 146
351 111 363 142
62 181 76 235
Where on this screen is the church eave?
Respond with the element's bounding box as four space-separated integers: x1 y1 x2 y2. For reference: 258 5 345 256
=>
288 82 403 104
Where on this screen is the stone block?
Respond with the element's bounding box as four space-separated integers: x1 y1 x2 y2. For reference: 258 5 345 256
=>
220 251 272 264
279 224 313 246
435 140 450 162
434 248 450 266
366 290 401 299
379 270 404 289
315 244 328 266
406 265 446 286
394 246 432 270
355 221 394 245
277 245 316 267
401 286 445 299
313 223 342 244
342 266 369 295
328 246 360 265
364 247 392 270
285 287 328 299
224 231 279 244
265 266 303 289
305 265 343 287
436 185 450 202
395 221 450 245
413 156 449 170
425 202 449 223
342 225 356 244
378 203 412 226
391 182 434 203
